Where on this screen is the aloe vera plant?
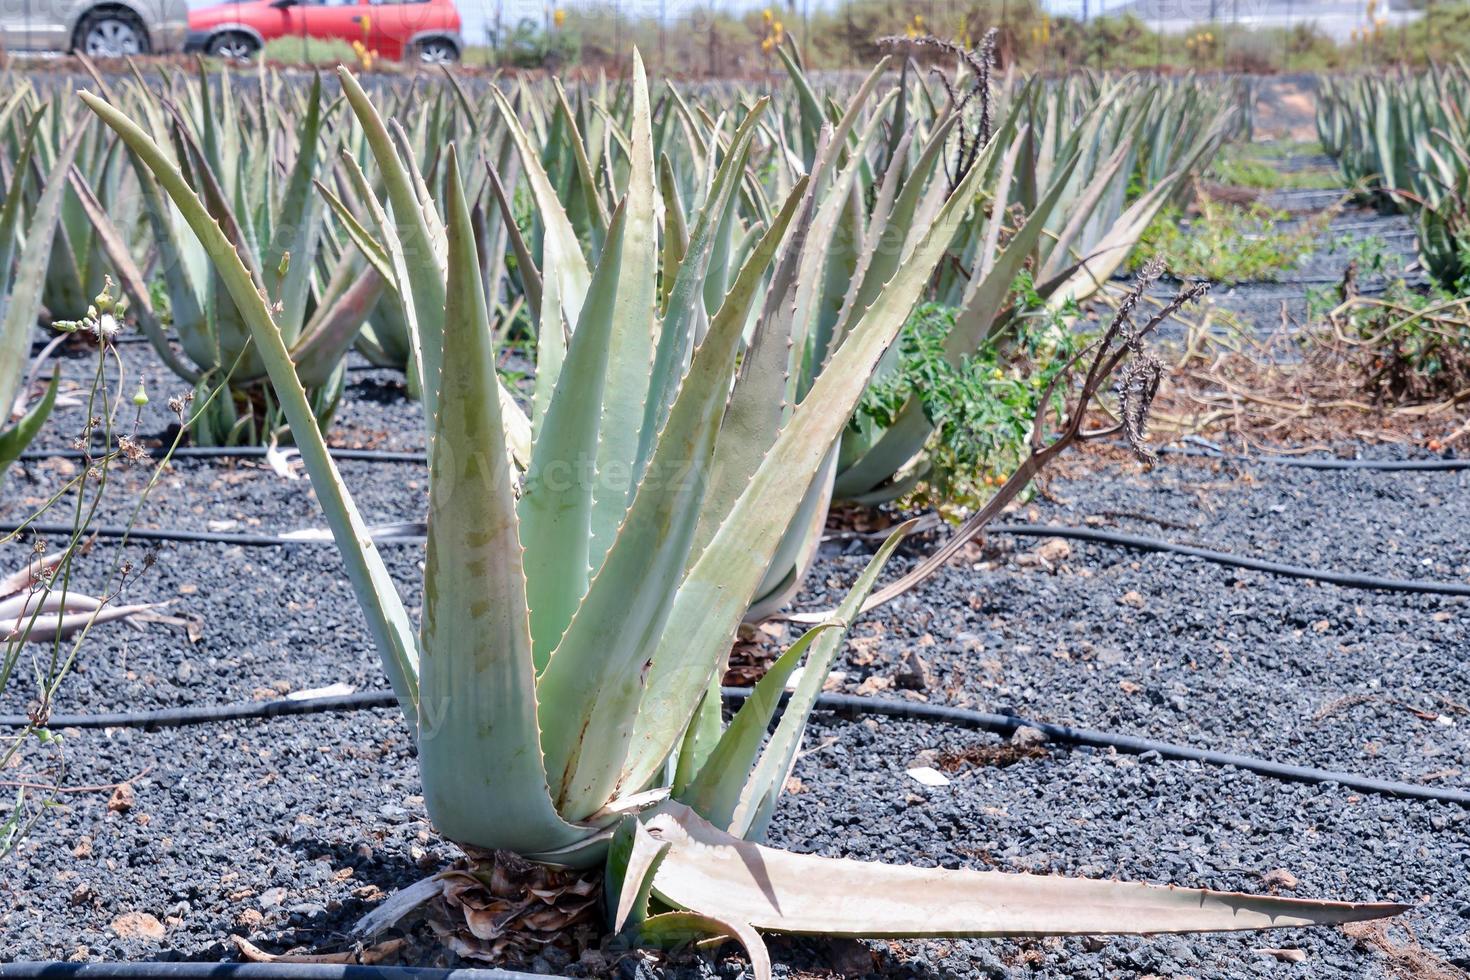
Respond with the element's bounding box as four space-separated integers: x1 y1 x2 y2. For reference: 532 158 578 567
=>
1 109 80 486
76 65 380 445
1318 66 1470 291
82 59 1403 973
832 63 1240 506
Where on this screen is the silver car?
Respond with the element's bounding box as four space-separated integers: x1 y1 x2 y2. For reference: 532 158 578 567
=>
0 0 188 56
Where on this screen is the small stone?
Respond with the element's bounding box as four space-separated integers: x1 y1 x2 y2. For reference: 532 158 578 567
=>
893 649 935 691
107 783 134 814
1253 948 1307 963
1010 726 1048 749
1119 590 1146 609
69 883 94 906
72 837 93 859
174 661 194 685
1035 538 1071 564
258 887 288 909
905 766 950 787
856 675 893 695
110 912 165 941
1262 868 1299 891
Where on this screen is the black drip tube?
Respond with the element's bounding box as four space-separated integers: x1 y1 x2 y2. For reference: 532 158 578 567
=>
16 443 1470 472
7 520 1467 599
0 964 538 980
987 523 1470 597
2 688 1465 807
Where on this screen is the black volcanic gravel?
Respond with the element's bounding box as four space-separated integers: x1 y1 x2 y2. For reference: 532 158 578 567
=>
3 156 1468 978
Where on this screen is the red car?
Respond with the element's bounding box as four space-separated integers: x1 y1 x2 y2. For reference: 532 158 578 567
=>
186 0 462 63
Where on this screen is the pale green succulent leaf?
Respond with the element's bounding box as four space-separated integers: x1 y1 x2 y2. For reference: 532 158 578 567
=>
535 165 752 820
80 89 421 729
417 147 587 857
518 200 631 671
622 140 993 795
679 620 838 830
606 816 670 935
0 120 82 422
0 372 59 478
586 49 659 573
642 99 768 473
732 524 911 839
491 83 591 334
264 73 323 345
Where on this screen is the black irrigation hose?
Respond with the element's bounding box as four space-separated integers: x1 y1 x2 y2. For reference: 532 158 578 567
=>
0 965 539 980
0 690 399 728
8 519 1468 599
1 523 427 548
17 443 1470 472
14 447 427 463
3 688 1466 807
988 523 1470 597
1158 445 1470 471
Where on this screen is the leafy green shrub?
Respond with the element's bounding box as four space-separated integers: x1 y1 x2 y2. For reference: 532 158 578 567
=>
1133 199 1328 284
856 294 1083 507
1210 143 1342 192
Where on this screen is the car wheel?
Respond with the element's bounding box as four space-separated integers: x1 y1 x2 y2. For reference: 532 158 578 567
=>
78 9 150 58
415 38 458 64
207 32 259 60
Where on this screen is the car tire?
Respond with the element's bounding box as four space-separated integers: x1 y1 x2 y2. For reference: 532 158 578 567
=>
76 8 151 58
414 38 459 64
206 31 260 60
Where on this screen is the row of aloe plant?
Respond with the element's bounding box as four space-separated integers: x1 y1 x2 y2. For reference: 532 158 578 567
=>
65 47 1407 973
1317 65 1470 291
2 52 1239 638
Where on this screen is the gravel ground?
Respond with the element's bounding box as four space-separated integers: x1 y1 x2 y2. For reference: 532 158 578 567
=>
3 154 1468 978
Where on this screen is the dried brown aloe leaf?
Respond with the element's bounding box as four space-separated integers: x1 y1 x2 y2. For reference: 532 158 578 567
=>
646 803 1408 939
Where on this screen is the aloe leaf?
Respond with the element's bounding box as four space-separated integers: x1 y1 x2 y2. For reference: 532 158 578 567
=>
315 178 395 286
950 146 1082 353
551 78 609 249
491 83 591 332
639 911 772 980
690 174 817 557
647 804 1407 940
336 69 449 420
585 50 658 571
744 445 837 622
417 146 587 858
0 112 44 299
622 139 995 796
292 265 383 390
607 816 670 935
518 201 631 669
0 372 58 478
80 89 421 728
642 99 768 472
657 154 689 317
732 524 911 840
678 620 837 829
670 677 723 797
487 163 543 325
534 171 752 821
264 73 323 345
0 122 82 422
